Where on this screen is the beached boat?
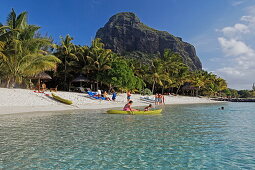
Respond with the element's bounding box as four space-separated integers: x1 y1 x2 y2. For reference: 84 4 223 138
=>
107 109 162 115
52 93 73 105
140 97 155 103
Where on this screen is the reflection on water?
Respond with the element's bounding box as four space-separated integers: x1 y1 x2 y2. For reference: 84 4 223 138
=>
1 103 255 169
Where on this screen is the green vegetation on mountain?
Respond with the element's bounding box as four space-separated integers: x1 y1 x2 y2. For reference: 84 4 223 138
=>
96 12 202 70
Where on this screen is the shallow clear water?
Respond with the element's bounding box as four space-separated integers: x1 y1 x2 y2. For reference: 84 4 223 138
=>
1 103 255 169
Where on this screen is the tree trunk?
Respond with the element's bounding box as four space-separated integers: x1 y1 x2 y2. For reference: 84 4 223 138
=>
8 77 16 88
38 79 41 91
109 84 112 93
161 87 164 94
6 78 11 88
90 83 93 91
152 80 155 94
64 55 67 90
176 85 181 95
68 82 71 91
96 81 99 91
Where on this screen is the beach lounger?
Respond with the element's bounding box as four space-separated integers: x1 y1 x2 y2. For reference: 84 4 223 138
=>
86 91 106 100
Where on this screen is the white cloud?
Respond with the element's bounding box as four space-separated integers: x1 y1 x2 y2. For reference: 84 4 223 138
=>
218 37 253 56
215 6 255 90
221 23 249 37
241 16 255 24
216 37 255 89
232 0 246 6
217 66 255 89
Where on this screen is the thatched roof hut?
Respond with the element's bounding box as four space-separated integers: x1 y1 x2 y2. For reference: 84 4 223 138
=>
31 72 52 80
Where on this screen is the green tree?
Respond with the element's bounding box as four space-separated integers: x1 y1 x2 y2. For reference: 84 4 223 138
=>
55 35 77 90
161 49 188 94
148 58 164 94
238 90 252 98
0 9 60 87
85 38 113 90
99 60 144 91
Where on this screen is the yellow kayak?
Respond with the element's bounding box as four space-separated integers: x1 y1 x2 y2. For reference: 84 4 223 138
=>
52 93 73 105
107 109 162 115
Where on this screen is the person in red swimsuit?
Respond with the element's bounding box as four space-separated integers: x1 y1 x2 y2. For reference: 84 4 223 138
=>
123 101 139 111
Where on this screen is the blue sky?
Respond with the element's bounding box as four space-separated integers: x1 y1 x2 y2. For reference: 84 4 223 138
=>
1 0 255 89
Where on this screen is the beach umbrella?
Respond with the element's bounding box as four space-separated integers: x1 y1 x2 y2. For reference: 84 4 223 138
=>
72 74 90 82
30 72 52 90
72 74 90 87
32 72 52 80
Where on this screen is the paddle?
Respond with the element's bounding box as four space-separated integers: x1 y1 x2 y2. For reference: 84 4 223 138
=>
130 110 134 115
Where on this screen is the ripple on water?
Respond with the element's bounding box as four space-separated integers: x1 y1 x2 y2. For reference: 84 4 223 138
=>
1 103 255 169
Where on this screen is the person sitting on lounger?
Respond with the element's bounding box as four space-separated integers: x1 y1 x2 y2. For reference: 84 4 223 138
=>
123 101 139 111
103 91 111 101
42 83 47 92
97 89 102 97
144 104 152 111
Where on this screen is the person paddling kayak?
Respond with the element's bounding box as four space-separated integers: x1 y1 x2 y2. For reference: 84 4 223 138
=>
144 104 152 111
123 101 139 111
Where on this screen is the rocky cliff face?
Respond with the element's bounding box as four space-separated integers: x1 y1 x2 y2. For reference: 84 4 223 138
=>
96 12 202 70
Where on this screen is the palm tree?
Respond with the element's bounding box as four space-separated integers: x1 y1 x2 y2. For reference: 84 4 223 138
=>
161 49 188 94
86 44 112 90
0 9 30 42
189 71 207 96
147 58 164 94
73 45 89 72
55 35 77 90
174 70 189 94
0 9 61 88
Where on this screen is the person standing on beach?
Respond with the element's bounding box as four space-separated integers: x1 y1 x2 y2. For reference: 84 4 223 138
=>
155 93 159 105
158 94 162 105
158 94 165 105
127 91 131 102
160 94 165 105
112 90 117 101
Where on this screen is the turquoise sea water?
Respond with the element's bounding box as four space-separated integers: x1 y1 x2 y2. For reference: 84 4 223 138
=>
1 102 255 169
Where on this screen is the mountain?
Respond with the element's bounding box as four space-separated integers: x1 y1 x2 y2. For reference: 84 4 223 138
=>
96 12 202 70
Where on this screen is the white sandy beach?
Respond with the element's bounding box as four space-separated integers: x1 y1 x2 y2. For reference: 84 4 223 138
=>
0 88 223 115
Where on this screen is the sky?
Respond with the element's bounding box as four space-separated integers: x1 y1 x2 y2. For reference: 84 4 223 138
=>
1 0 255 90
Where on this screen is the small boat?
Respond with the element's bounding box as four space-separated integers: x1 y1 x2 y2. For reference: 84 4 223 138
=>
107 109 162 115
52 93 73 105
140 97 155 103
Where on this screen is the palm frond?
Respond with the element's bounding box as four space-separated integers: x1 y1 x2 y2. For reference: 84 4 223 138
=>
16 11 28 29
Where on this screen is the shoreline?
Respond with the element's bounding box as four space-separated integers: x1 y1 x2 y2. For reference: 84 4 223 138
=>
0 101 225 116
0 88 225 115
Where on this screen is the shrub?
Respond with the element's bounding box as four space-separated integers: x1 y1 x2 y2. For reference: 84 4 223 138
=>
140 88 152 96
